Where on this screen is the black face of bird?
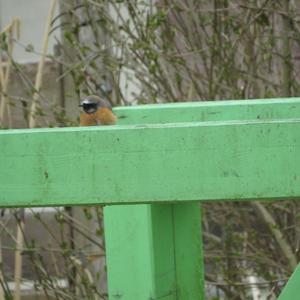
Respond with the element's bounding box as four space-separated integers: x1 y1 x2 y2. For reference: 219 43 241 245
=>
79 95 112 114
79 102 98 114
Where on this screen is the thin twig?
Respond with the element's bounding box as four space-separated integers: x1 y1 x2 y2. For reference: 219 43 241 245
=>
29 0 57 128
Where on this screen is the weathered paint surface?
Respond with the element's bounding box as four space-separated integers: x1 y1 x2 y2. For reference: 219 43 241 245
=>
114 97 300 125
0 119 300 207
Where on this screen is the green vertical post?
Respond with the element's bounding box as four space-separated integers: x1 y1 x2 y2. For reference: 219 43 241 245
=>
172 204 204 299
104 204 204 299
278 263 300 300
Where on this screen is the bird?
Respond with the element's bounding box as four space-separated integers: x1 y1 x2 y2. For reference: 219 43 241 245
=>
73 94 116 285
79 95 117 126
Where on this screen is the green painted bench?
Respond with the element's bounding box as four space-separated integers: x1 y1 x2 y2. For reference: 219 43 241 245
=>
0 98 299 299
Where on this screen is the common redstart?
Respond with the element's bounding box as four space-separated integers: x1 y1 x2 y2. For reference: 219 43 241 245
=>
79 95 117 126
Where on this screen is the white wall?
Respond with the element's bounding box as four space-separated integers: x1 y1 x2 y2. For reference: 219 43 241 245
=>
0 0 60 63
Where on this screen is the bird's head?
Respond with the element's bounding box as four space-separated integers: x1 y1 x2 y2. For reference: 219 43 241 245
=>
79 95 112 114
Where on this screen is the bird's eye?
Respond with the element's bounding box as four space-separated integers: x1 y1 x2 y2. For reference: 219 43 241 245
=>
83 103 98 114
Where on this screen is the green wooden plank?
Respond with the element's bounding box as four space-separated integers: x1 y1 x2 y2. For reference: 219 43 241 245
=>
114 98 300 125
104 204 204 300
1 119 300 207
278 263 300 300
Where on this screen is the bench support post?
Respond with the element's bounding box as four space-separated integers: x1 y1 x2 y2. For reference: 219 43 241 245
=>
104 204 205 300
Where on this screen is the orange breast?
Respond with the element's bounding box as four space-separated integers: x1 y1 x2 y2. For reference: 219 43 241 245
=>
80 108 117 126
79 112 98 126
96 108 117 125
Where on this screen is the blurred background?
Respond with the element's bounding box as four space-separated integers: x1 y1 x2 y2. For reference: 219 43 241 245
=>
1 0 300 299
